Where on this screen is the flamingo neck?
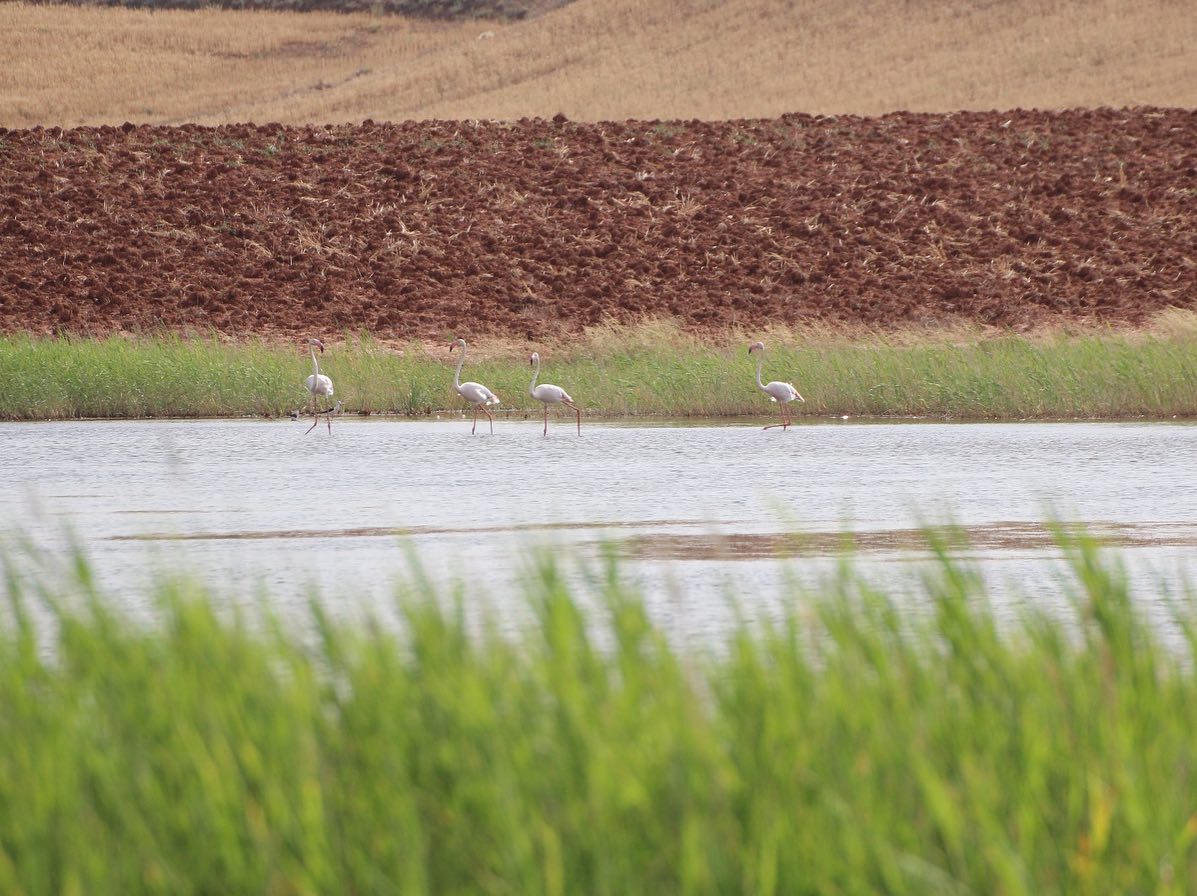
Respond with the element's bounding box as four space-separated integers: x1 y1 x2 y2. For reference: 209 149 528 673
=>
310 346 321 379
755 355 769 393
453 345 466 389
528 356 541 396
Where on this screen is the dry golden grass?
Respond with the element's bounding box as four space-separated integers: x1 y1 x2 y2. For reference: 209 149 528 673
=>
2 0 1195 127
458 308 1197 361
0 4 469 126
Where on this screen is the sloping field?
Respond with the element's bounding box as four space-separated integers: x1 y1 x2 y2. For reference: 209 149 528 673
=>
2 109 1193 340
1 0 1195 127
20 0 562 15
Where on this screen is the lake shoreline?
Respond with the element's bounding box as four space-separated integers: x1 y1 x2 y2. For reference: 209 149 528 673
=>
5 319 1197 421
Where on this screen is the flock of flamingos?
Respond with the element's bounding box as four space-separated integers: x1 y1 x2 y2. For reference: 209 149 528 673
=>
301 336 805 435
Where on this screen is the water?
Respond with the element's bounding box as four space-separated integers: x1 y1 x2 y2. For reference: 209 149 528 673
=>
5 418 1197 640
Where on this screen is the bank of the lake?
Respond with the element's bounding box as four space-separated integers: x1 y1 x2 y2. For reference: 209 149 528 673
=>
1 538 1195 893
3 321 1197 421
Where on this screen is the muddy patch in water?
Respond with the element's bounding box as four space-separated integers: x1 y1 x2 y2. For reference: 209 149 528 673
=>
621 522 1197 561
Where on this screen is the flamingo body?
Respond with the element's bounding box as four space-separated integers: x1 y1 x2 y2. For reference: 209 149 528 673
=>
305 373 334 398
762 380 802 404
531 383 573 405
458 381 500 407
449 338 500 433
748 341 804 430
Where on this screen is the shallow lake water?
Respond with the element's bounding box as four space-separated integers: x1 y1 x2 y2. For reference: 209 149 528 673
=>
4 417 1197 641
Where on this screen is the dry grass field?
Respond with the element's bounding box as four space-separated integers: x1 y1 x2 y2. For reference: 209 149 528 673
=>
1 0 1194 127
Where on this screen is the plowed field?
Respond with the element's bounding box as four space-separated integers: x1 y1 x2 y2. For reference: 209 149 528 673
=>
2 108 1195 340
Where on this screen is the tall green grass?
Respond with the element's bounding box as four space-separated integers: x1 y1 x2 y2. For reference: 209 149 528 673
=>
3 535 1197 892
3 321 1197 420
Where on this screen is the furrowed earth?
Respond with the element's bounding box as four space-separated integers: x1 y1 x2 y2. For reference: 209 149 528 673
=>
1 107 1194 341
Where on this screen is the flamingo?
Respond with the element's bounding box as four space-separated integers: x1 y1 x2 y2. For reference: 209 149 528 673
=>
748 341 804 431
528 352 581 436
448 337 500 434
303 337 335 434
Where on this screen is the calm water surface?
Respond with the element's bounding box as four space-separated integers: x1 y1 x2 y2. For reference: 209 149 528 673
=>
4 418 1197 639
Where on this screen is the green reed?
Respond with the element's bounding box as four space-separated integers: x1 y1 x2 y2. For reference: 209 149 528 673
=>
2 533 1197 893
2 325 1197 420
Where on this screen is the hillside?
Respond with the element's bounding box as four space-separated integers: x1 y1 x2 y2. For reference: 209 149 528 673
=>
1 0 1195 127
2 110 1194 340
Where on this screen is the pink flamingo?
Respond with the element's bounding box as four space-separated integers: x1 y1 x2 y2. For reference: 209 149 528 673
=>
749 341 804 430
303 337 335 434
449 338 500 434
528 352 580 435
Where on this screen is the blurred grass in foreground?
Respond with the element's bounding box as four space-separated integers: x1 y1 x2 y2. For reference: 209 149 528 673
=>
3 316 1197 420
2 533 1197 893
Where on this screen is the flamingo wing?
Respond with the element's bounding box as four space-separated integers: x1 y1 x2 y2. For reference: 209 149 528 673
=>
766 381 802 403
305 374 334 396
532 383 571 404
460 381 500 405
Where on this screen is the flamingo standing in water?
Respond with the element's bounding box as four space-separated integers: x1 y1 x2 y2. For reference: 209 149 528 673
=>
748 341 804 430
528 352 580 436
449 337 500 433
303 337 335 434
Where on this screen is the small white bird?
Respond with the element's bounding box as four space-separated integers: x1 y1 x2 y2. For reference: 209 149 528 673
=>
528 351 580 436
449 337 500 434
303 337 335 434
748 341 804 431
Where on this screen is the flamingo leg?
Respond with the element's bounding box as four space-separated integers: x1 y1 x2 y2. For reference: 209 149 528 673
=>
543 402 549 436
763 402 788 431
471 405 478 435
326 404 332 434
306 393 319 434
482 406 494 434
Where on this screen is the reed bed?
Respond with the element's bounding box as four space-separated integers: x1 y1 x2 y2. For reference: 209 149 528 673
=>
2 534 1197 892
3 322 1197 421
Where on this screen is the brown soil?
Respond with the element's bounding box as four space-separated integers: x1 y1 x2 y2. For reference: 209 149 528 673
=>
1 108 1194 341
